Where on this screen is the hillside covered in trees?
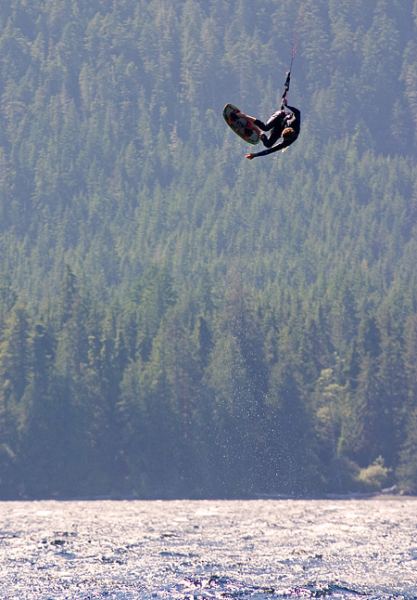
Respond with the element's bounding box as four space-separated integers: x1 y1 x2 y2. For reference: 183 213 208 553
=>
1 0 417 499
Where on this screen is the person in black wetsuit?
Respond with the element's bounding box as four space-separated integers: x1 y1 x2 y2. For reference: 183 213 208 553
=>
245 101 301 159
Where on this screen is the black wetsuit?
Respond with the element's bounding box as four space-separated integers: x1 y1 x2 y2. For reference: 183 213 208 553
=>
254 110 287 147
252 105 300 157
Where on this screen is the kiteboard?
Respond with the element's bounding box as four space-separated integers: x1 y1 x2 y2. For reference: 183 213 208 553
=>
223 104 261 145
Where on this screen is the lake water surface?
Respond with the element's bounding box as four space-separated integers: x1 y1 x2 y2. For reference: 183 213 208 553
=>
0 497 416 599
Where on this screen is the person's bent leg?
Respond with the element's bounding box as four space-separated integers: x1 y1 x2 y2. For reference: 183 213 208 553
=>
262 126 282 148
253 119 269 131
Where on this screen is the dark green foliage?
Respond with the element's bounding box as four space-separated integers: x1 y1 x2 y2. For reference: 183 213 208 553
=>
0 0 416 498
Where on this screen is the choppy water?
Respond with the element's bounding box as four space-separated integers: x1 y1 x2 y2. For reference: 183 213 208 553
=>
0 497 416 599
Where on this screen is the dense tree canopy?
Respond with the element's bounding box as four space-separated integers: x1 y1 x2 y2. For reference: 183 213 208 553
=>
0 0 416 498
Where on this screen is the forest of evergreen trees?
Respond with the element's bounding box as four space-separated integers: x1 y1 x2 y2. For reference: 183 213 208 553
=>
0 0 417 499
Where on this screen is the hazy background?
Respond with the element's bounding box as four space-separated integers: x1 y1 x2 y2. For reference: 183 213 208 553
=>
0 0 417 500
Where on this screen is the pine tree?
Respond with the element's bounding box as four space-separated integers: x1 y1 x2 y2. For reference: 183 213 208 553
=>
0 305 31 497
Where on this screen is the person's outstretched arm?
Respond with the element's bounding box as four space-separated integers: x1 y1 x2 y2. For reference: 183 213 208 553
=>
245 137 293 159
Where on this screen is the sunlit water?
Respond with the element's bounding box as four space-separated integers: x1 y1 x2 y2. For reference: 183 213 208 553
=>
0 497 416 599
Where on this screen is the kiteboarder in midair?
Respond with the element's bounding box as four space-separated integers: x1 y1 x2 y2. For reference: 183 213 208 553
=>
245 72 301 159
